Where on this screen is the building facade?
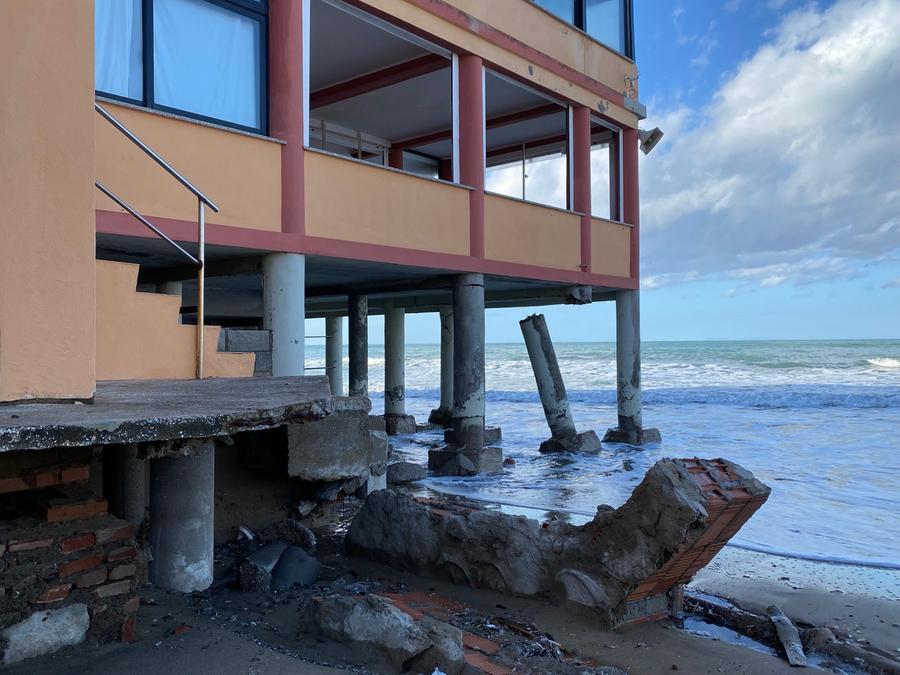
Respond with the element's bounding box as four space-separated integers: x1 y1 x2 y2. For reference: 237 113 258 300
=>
1 0 651 443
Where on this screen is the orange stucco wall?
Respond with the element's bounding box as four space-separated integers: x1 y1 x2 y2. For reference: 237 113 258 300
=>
95 261 254 380
305 150 471 255
95 102 282 232
0 0 96 402
591 217 631 278
484 195 582 271
360 0 638 127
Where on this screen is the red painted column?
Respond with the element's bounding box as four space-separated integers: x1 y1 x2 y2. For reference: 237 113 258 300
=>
458 55 485 259
572 106 592 272
388 147 404 169
439 159 452 182
622 127 640 280
269 0 305 236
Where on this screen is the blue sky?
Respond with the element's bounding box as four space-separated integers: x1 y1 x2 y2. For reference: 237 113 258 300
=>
322 0 900 343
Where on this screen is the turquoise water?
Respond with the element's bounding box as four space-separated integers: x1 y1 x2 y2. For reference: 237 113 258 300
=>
308 339 900 566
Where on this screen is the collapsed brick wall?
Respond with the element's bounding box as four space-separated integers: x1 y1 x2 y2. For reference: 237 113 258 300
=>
0 461 144 657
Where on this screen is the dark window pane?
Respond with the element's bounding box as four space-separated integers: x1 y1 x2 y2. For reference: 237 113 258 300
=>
95 0 143 100
586 0 626 53
153 0 262 129
533 0 575 25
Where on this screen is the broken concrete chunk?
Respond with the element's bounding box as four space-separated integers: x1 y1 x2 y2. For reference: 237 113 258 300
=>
315 595 431 669
287 410 372 482
370 431 389 469
387 461 427 485
347 459 770 628
258 519 317 551
437 454 477 477
2 604 89 664
271 546 320 591
240 542 288 592
538 429 602 454
405 616 467 675
768 605 807 667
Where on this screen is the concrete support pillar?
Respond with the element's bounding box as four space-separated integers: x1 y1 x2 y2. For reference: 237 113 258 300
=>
384 305 416 434
149 441 215 592
603 290 661 445
103 444 145 526
325 316 343 396
520 314 600 453
263 253 305 376
457 54 485 258
348 294 368 397
428 305 454 427
452 274 485 450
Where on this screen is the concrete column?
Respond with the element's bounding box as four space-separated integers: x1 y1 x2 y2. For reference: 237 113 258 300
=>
520 314 600 453
103 444 146 526
325 316 343 396
384 305 405 416
603 290 661 445
348 294 368 397
572 106 592 272
451 274 485 450
149 441 215 592
263 253 305 376
458 54 485 258
428 305 454 427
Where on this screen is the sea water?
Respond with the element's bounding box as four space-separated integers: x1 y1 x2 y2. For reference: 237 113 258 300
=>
306 340 900 568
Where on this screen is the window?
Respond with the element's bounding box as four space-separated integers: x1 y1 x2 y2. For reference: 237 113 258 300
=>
486 141 569 210
95 0 267 133
530 0 634 58
590 123 620 220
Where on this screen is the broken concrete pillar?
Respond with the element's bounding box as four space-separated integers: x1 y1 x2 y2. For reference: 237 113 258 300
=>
326 315 343 396
103 444 146 525
347 458 770 628
384 304 416 434
149 441 215 593
603 291 661 445
451 273 485 450
348 294 368 397
428 305 454 427
263 253 305 376
519 314 600 453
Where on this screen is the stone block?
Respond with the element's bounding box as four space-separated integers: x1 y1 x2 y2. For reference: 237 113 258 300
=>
2 604 89 664
368 416 386 432
387 462 427 485
428 447 503 475
222 329 272 353
539 430 602 454
384 414 417 436
254 351 273 375
287 410 372 482
370 431 389 468
602 427 662 445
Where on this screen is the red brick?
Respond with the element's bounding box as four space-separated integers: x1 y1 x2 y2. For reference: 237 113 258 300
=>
0 464 89 495
61 532 96 553
95 579 132 598
76 567 108 588
45 496 107 523
36 584 71 604
60 465 90 483
8 538 53 552
96 523 136 546
123 595 140 614
107 545 137 562
109 564 136 581
121 616 137 643
58 552 104 578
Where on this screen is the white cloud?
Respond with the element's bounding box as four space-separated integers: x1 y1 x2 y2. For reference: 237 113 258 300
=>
640 0 900 289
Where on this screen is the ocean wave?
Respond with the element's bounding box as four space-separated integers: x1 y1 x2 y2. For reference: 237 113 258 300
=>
868 357 900 369
395 385 900 409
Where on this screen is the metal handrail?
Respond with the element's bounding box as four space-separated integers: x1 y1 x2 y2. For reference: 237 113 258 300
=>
95 102 214 379
95 103 220 213
95 181 201 267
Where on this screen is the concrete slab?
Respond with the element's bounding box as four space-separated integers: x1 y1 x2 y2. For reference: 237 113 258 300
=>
0 377 370 453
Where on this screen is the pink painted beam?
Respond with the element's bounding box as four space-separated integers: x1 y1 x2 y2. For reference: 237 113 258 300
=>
458 54 485 259
310 53 448 109
572 106 592 272
622 127 639 280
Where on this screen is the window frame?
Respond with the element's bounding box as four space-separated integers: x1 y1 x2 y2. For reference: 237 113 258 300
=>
95 0 269 135
533 0 634 60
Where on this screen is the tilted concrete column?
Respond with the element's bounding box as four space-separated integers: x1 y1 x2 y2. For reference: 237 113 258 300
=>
348 294 368 397
263 253 305 376
428 305 454 427
603 290 661 445
149 441 215 592
452 274 485 450
520 314 600 453
103 444 146 526
325 315 343 396
384 305 416 434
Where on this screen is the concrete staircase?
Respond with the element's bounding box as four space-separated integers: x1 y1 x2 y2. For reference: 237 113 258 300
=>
96 260 255 380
